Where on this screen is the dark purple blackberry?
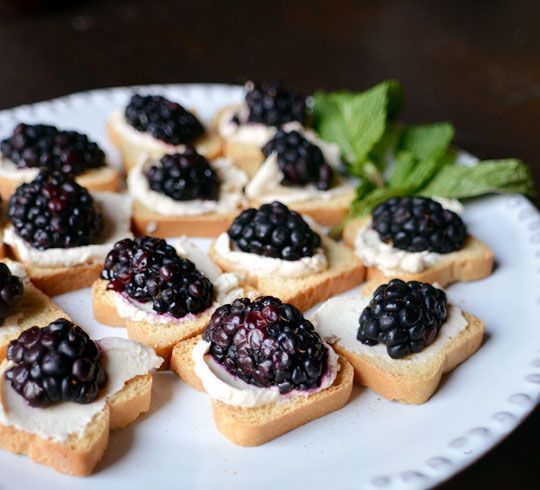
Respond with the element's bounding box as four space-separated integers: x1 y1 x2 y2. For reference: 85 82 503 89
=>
262 129 333 190
125 94 205 145
5 319 107 407
101 236 214 319
0 123 105 175
145 148 220 201
227 201 321 261
8 170 103 250
244 80 307 126
358 279 448 359
372 197 467 254
0 263 24 326
203 296 328 393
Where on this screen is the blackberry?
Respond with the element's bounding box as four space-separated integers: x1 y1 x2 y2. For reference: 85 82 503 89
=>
0 263 24 326
145 148 220 201
8 170 103 250
5 318 107 407
372 197 467 254
0 123 105 175
262 129 333 190
101 236 214 319
245 80 307 126
227 201 321 261
358 279 448 359
125 94 205 145
203 296 327 393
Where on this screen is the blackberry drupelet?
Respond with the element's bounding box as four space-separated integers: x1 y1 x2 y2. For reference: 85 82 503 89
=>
145 148 220 201
5 318 107 407
244 80 307 126
0 263 24 326
101 236 214 319
372 196 467 254
261 129 333 190
227 201 322 261
125 94 205 145
8 170 103 250
357 279 448 359
0 123 105 175
203 296 328 393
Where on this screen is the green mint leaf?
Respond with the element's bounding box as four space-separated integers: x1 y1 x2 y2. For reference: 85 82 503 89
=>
399 122 454 161
312 80 402 179
420 159 535 198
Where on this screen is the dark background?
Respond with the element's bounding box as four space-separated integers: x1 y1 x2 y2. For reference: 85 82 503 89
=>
0 0 538 487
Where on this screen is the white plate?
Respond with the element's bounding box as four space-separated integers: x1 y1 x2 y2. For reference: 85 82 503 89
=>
0 84 539 490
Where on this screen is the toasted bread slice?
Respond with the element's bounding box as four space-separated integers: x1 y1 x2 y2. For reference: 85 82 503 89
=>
0 260 69 360
131 199 239 238
170 336 354 446
343 216 494 288
209 236 365 312
311 295 484 404
107 118 222 172
249 189 355 227
8 259 103 297
91 279 259 367
334 312 483 404
0 373 152 476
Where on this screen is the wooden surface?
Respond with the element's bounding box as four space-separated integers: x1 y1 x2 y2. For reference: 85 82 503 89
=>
0 0 538 487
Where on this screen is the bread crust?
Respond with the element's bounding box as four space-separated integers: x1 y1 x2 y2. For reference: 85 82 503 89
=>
11 259 104 297
0 373 153 476
107 119 222 172
170 335 354 446
0 166 121 201
343 217 494 288
209 236 365 312
131 199 239 237
332 311 484 404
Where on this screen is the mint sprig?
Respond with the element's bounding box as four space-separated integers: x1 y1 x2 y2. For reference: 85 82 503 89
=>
312 82 535 219
312 80 403 186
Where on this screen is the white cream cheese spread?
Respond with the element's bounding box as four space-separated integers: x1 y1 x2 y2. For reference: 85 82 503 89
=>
213 232 328 278
353 198 464 275
192 338 340 407
0 157 39 182
0 337 161 442
127 156 248 216
4 192 133 268
311 295 468 363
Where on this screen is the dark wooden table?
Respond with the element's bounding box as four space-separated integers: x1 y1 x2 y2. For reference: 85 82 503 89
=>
0 0 538 487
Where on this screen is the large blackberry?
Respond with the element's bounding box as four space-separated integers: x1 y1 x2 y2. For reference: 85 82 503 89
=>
101 236 214 318
0 263 24 326
358 279 448 359
125 94 205 145
261 129 333 190
372 197 467 254
0 123 105 175
5 319 107 407
203 296 327 393
227 201 321 261
244 80 307 126
145 148 220 201
8 170 103 250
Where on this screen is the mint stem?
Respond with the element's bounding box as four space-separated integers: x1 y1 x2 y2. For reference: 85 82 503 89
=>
362 161 386 188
